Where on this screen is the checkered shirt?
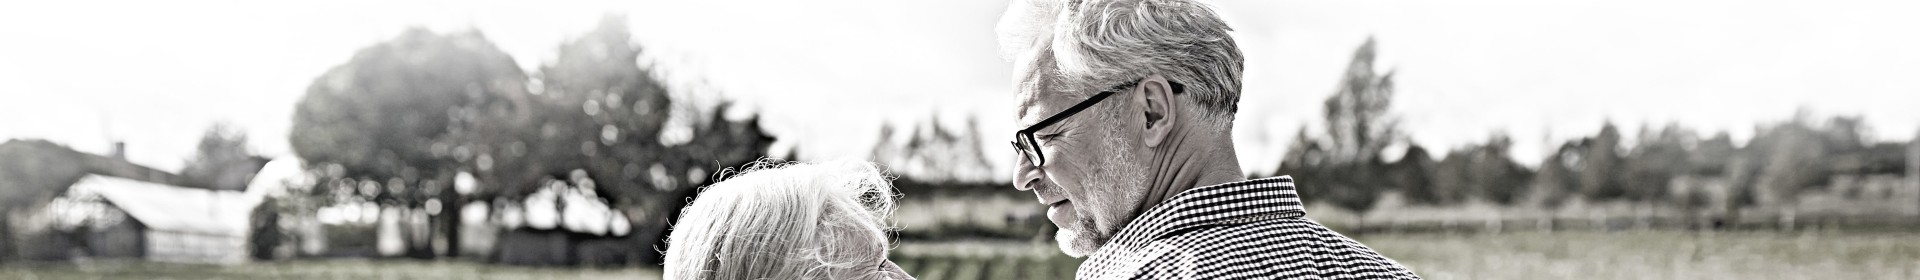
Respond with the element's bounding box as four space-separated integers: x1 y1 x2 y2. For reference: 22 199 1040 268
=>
1076 176 1422 279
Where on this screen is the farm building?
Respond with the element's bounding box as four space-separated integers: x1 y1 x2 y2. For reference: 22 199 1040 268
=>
63 174 265 264
1 139 275 264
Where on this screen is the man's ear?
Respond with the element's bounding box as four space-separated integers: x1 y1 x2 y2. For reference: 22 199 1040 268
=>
1138 74 1176 148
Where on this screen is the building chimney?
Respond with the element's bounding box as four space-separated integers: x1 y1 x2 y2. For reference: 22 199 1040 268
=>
111 141 126 160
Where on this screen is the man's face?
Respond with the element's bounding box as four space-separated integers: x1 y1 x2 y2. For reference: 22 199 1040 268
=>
1011 63 1152 257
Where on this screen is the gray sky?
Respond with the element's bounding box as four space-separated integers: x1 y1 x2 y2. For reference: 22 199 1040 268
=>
4 0 1918 182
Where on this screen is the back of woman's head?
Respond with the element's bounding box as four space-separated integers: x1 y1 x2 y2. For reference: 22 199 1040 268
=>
664 159 902 280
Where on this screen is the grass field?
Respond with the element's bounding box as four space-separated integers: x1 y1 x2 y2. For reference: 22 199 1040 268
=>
5 231 1918 279
891 231 1920 279
1366 231 1920 280
0 259 660 280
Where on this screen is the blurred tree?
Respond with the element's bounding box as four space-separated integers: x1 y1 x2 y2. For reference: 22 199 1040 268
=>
680 102 778 176
1425 156 1468 206
1710 113 1888 228
1820 116 1869 154
1722 149 1762 222
249 197 283 260
1469 135 1533 205
1576 123 1627 201
1385 144 1438 205
1690 132 1738 176
1322 37 1400 165
1819 116 1905 176
0 140 90 215
180 123 270 191
290 27 529 200
290 28 530 258
1282 37 1405 222
1529 142 1583 209
1618 124 1695 202
870 114 998 184
1278 126 1341 206
505 16 776 264
471 15 677 202
1742 113 1852 208
0 140 91 262
1279 127 1326 173
1430 134 1533 205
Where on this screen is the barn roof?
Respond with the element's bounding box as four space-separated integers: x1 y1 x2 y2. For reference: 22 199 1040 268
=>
69 174 262 237
244 158 311 197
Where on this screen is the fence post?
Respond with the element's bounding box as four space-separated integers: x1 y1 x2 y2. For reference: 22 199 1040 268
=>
0 212 10 263
1908 133 1918 217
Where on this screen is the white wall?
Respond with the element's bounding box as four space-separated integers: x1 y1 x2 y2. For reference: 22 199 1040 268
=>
145 230 248 264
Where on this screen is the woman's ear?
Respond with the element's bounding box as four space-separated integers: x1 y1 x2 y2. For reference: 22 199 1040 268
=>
1139 74 1177 148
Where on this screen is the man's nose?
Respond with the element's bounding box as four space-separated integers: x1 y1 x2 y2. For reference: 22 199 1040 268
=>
1013 155 1042 192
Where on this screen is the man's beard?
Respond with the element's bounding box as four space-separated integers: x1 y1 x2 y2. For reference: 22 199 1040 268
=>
1056 134 1149 257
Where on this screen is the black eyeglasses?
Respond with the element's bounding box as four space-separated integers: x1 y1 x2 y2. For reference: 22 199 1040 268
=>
1012 80 1182 166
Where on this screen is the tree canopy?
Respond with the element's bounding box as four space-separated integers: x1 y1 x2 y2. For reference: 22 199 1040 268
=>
290 28 530 204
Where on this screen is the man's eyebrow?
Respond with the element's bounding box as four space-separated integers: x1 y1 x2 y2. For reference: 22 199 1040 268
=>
1033 107 1082 135
1017 111 1052 131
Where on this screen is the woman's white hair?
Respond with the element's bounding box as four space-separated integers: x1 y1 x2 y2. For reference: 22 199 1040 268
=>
999 0 1245 130
663 159 902 280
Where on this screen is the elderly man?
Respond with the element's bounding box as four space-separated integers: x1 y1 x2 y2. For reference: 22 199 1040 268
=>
999 0 1420 279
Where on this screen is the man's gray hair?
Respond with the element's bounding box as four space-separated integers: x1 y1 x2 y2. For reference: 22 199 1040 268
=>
1000 0 1246 126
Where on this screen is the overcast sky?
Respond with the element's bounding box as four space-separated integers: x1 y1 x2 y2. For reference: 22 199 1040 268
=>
4 0 1918 181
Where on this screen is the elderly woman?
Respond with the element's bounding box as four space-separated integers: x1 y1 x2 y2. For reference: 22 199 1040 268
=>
664 160 915 280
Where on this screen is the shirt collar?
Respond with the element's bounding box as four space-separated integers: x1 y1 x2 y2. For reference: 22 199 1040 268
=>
1110 176 1307 243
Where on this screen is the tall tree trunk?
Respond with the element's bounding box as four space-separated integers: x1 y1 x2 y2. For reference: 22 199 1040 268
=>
441 187 461 258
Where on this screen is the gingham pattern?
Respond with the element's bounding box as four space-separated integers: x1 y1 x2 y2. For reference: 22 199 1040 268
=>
1076 176 1421 279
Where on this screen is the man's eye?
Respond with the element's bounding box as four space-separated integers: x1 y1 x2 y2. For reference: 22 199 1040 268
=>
1036 133 1062 141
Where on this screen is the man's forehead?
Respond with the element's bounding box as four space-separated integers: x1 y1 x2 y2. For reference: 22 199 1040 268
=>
1015 92 1057 127
1013 48 1071 125
1014 81 1067 127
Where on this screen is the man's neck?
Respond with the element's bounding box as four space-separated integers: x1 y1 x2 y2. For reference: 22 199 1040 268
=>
1137 126 1244 214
